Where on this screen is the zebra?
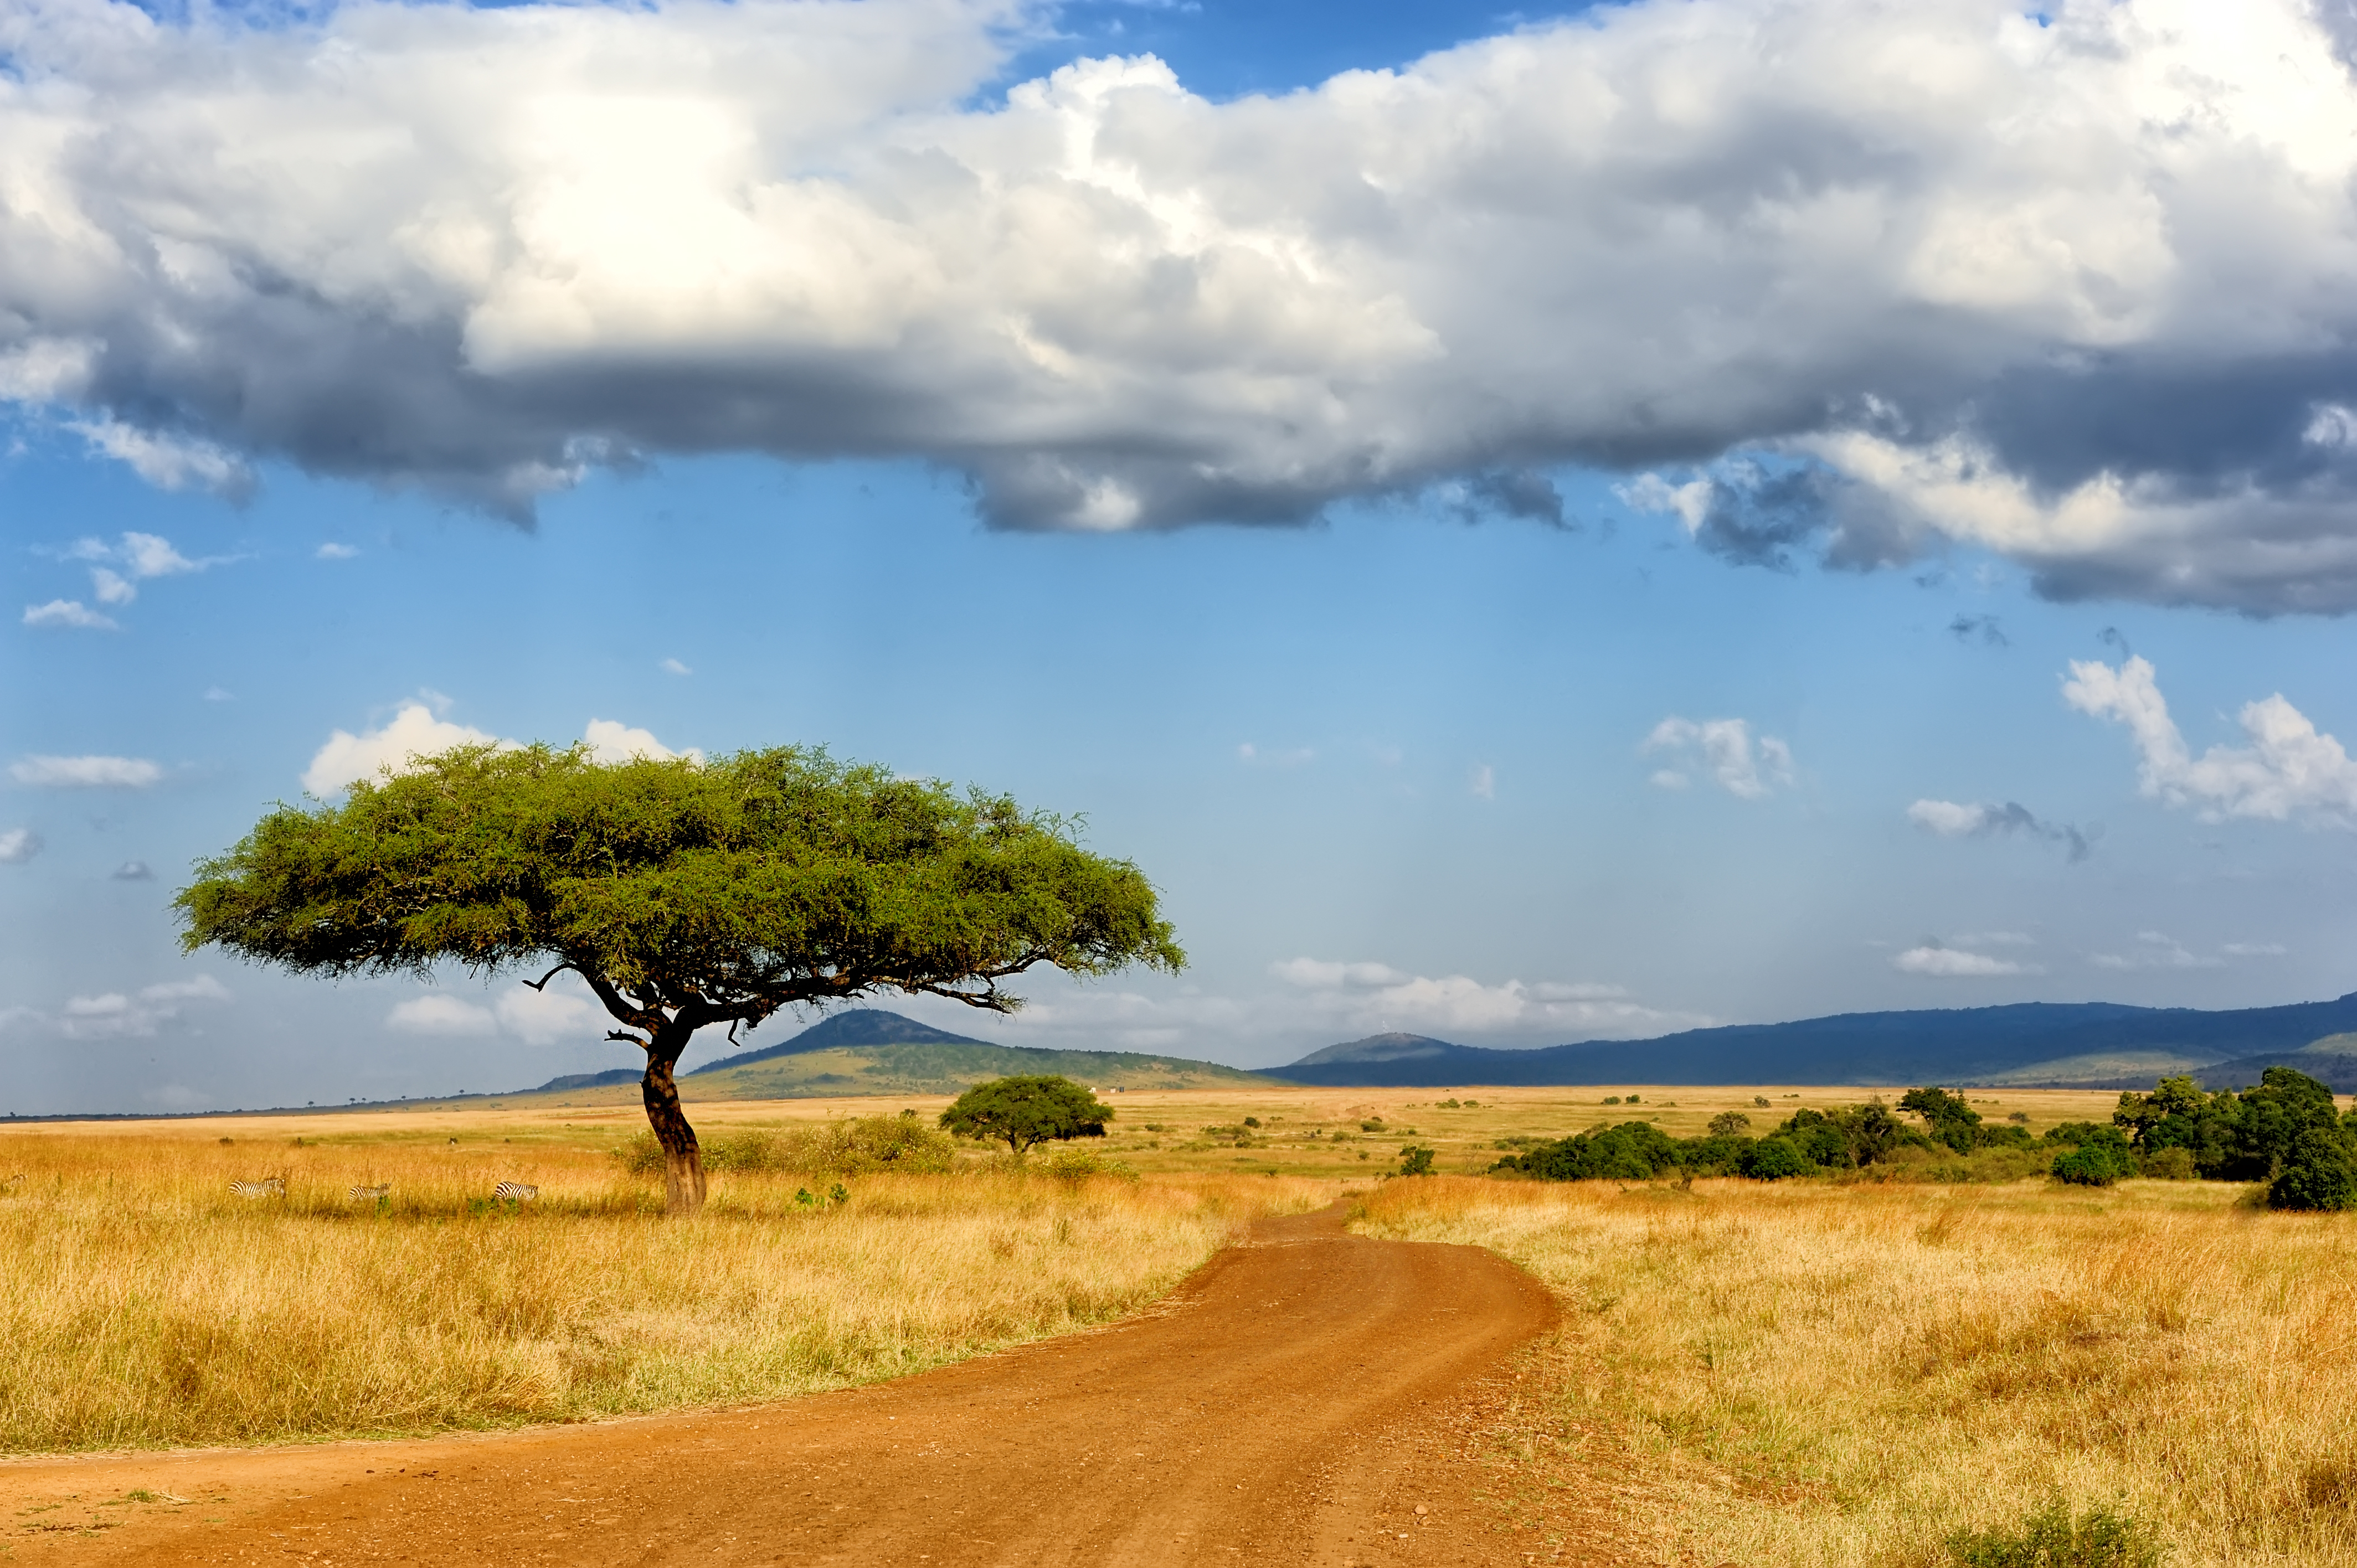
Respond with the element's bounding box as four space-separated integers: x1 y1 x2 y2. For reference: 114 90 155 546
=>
228 1177 285 1199
492 1181 538 1203
349 1183 391 1201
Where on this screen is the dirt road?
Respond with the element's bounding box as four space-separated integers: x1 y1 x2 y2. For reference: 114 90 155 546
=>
3 1203 1567 1566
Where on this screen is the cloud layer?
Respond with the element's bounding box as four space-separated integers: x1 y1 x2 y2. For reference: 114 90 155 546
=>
1644 717 1793 798
6 0 2357 606
2063 657 2357 824
302 704 697 793
1907 798 2091 860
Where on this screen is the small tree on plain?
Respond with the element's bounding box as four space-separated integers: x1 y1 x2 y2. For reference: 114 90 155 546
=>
175 745 1181 1214
939 1075 1114 1157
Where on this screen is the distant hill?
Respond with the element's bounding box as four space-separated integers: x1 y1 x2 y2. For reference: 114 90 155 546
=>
518 1008 1278 1103
1263 991 2357 1089
687 1009 992 1075
532 1068 642 1093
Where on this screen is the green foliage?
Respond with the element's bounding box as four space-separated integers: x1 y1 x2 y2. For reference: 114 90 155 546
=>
616 1116 956 1177
176 742 1183 1033
1946 1502 2163 1568
2114 1067 2349 1183
2050 1147 2127 1187
1777 1100 1913 1168
1707 1110 1753 1137
1901 1086 1988 1153
2268 1129 2357 1210
1740 1136 1811 1180
1602 1096 1622 1105
1037 1146 1136 1182
939 1075 1113 1156
1489 1121 1682 1181
1397 1146 1437 1177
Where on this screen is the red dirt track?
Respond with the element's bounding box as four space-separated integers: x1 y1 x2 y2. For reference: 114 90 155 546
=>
4 1203 1565 1566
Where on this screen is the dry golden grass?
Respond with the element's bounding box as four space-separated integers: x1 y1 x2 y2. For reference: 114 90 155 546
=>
0 1126 1335 1454
1357 1174 2357 1568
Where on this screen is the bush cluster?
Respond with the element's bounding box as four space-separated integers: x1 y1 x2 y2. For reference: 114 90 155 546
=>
1946 1502 2162 1568
616 1114 958 1179
1487 1065 2357 1203
2113 1067 2357 1208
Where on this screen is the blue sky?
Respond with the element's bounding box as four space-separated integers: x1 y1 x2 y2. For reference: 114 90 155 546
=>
6 0 2357 1112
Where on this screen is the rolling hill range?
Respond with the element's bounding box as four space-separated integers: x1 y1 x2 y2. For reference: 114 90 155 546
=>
519 1008 1277 1103
1260 991 2357 1091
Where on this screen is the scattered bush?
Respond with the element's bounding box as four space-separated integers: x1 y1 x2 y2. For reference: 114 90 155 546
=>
1038 1146 1137 1183
1741 1137 1812 1180
1602 1096 1622 1106
2051 1147 2129 1188
2268 1129 2357 1211
1945 1502 2162 1568
1360 1118 1386 1132
616 1116 958 1179
1708 1111 1753 1137
2141 1146 2197 1181
1752 1095 1772 1108
1397 1146 1437 1177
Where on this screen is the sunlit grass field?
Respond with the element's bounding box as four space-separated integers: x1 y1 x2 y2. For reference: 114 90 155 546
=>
0 1069 2307 1568
1357 1173 2357 1568
0 1110 1336 1453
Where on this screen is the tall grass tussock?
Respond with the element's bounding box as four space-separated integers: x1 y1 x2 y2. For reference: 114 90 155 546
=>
1357 1175 2357 1568
0 1123 1329 1453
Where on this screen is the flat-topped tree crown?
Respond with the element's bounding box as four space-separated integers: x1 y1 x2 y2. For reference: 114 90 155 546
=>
175 743 1183 1211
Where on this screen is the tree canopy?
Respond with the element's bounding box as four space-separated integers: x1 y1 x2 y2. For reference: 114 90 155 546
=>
176 743 1182 1210
938 1075 1113 1156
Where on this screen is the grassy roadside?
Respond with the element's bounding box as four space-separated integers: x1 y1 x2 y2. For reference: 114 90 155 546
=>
0 1127 1334 1453
1355 1175 2357 1568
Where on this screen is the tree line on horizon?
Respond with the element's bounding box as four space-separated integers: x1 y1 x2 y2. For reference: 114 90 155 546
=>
1486 1070 2357 1210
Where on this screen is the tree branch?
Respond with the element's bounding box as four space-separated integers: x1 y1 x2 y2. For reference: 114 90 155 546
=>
521 961 576 993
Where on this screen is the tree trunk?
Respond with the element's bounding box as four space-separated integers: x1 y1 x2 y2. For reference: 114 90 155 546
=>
641 1029 707 1215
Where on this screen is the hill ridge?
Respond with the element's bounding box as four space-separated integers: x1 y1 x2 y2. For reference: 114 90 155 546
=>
1265 990 2357 1090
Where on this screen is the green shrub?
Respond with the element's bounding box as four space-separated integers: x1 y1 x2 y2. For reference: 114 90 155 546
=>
615 1116 958 1179
2268 1130 2357 1211
1038 1146 1137 1183
2140 1146 2197 1181
2051 1146 2128 1187
1397 1146 1437 1177
1946 1502 2162 1568
1740 1137 1810 1180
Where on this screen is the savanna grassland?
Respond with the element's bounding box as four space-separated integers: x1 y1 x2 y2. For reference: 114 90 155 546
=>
1357 1172 2357 1568
0 1101 1337 1454
6 1080 2346 1568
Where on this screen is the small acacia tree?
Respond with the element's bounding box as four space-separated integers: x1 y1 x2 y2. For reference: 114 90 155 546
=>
175 745 1182 1213
938 1075 1113 1157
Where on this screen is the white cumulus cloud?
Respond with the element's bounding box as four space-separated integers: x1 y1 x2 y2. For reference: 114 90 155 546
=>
385 994 499 1036
389 975 608 1044
1893 944 2033 978
55 974 231 1039
1907 798 2090 860
303 703 504 795
2062 657 2357 825
4 0 2357 606
23 599 117 630
581 719 701 766
1644 718 1793 799
305 704 699 792
11 755 163 787
0 829 40 864
1268 957 1692 1038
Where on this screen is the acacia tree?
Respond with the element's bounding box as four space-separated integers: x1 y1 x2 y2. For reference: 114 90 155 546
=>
175 744 1184 1213
938 1075 1113 1157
